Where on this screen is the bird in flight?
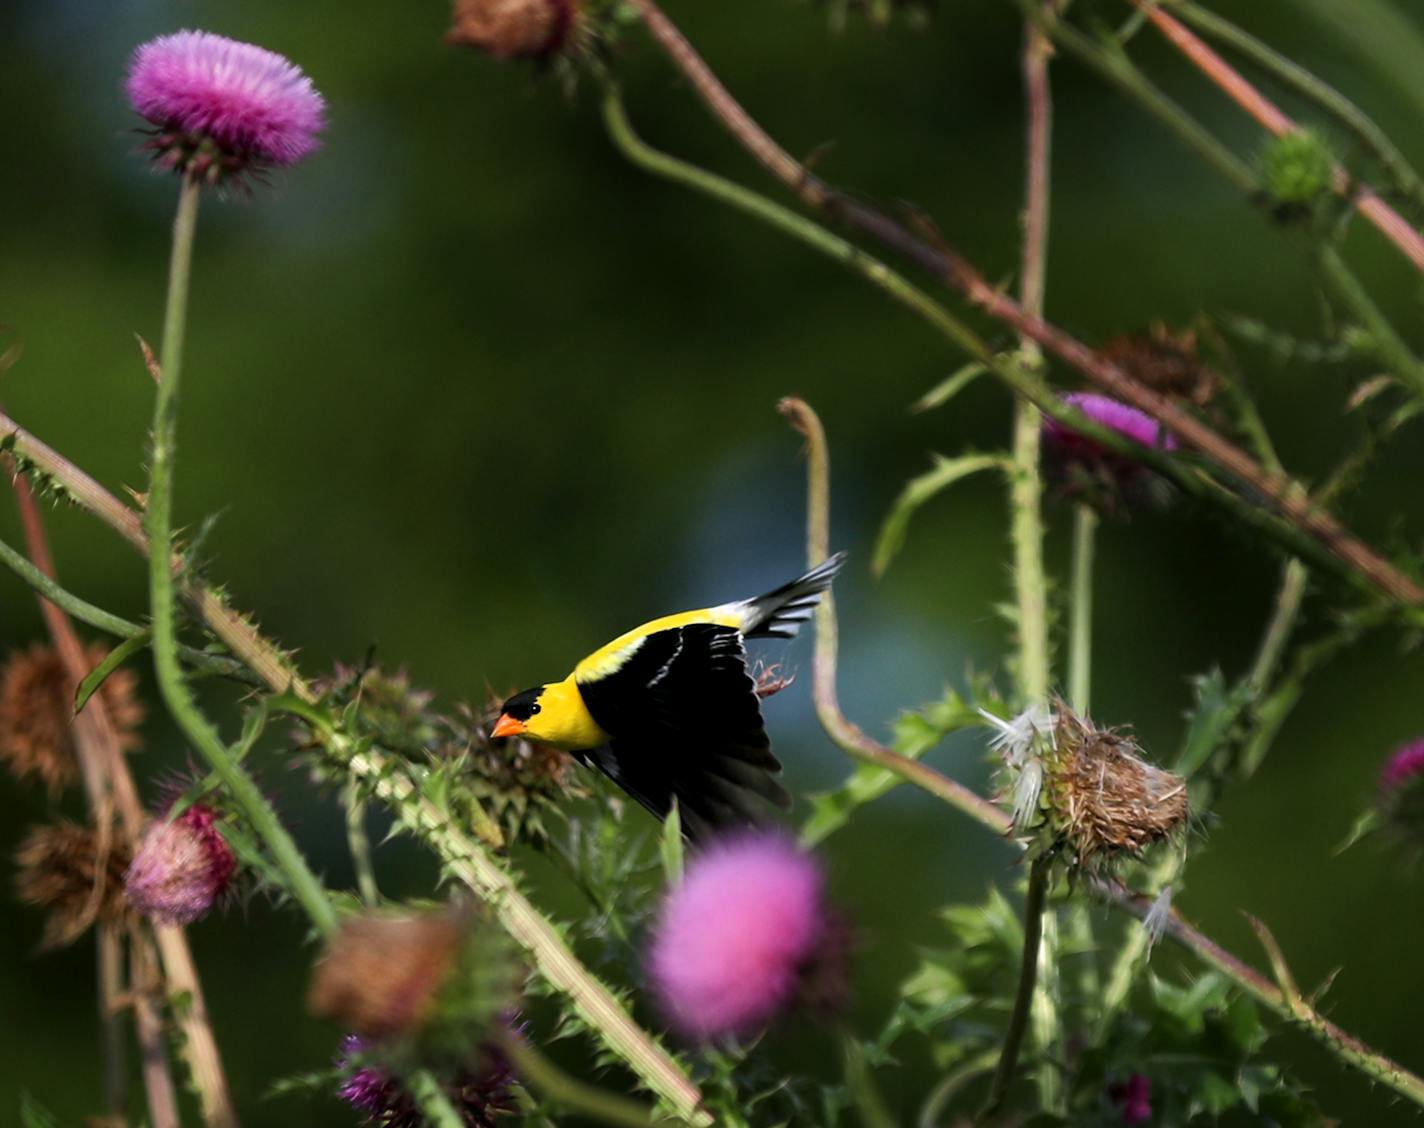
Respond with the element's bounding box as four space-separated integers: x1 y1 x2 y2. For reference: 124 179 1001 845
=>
492 553 847 842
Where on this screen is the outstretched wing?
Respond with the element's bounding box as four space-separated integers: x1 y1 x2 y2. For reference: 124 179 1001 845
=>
574 623 790 841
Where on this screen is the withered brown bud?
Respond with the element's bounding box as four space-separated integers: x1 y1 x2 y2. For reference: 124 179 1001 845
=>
15 821 133 949
1101 323 1219 407
1044 707 1188 868
446 0 579 60
309 909 464 1040
0 642 144 795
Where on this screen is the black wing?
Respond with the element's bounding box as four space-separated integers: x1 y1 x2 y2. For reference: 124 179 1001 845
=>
575 623 791 842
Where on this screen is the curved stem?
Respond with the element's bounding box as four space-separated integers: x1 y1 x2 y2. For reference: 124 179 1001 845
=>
501 1031 660 1128
983 856 1052 1117
1316 244 1424 398
407 1069 465 1128
145 177 336 938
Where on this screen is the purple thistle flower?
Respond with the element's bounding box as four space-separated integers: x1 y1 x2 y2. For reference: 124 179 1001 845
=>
1379 738 1424 844
126 31 325 184
124 803 236 925
1381 739 1424 797
648 832 846 1041
1109 1074 1153 1125
336 1034 515 1128
1041 393 1177 511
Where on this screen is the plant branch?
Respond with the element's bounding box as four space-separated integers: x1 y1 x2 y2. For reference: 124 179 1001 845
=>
623 0 1424 606
1068 505 1097 713
1134 0 1424 274
501 1030 661 1128
983 856 1051 1117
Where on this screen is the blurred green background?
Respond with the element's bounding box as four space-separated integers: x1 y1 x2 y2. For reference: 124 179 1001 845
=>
3 0 1424 1123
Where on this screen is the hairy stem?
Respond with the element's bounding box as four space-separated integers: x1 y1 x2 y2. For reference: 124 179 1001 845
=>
984 856 1051 1117
1068 505 1098 713
145 176 336 936
344 783 380 905
131 929 182 1128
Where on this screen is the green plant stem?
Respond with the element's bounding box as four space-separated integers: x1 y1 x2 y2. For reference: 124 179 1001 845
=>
407 1069 466 1128
984 856 1052 1118
1246 558 1309 696
1166 0 1424 210
145 177 337 938
501 1032 661 1128
917 1049 999 1128
1317 244 1424 399
344 784 380 905
1068 505 1098 713
1097 851 1180 1038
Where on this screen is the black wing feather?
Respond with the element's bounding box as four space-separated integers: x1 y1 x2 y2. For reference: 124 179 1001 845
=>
576 623 790 841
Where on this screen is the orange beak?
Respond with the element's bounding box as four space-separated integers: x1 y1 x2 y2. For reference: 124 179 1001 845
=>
491 714 527 740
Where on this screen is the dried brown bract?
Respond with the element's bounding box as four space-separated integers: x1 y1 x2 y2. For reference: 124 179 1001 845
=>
1102 323 1219 408
1045 708 1188 868
15 820 133 948
0 642 144 795
446 0 579 60
309 910 464 1040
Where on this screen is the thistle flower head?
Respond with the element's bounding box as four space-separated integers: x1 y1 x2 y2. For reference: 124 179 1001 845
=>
1109 1074 1153 1126
980 705 1055 832
1041 393 1177 512
124 803 236 925
1041 707 1188 870
0 642 144 795
309 905 517 1055
337 1034 515 1128
1379 739 1424 840
1102 323 1218 407
126 31 325 185
446 0 581 60
1261 129 1334 217
15 821 133 948
649 832 847 1040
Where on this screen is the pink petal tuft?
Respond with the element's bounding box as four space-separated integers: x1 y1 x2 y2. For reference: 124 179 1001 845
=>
126 30 325 167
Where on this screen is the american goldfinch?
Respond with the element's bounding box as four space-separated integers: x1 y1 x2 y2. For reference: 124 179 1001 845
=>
492 553 847 841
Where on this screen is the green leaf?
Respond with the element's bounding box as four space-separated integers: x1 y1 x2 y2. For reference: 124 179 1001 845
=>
873 452 1006 576
18 1093 59 1128
1174 668 1244 778
660 800 684 885
1336 807 1382 853
912 361 986 413
73 629 151 715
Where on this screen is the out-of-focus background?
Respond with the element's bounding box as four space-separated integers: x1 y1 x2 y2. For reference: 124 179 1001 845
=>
2 0 1423 1122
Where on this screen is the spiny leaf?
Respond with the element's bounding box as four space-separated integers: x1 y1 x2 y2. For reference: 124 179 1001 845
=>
873 452 1007 576
912 361 986 413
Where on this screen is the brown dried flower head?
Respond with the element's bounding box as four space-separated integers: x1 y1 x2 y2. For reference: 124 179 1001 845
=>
1101 322 1219 408
309 909 465 1040
1043 707 1188 868
446 0 580 60
0 642 145 795
15 820 133 949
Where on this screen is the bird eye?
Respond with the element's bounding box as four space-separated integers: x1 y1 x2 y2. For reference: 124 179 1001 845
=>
529 703 541 716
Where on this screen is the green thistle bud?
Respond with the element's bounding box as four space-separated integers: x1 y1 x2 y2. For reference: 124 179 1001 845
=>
1261 129 1334 219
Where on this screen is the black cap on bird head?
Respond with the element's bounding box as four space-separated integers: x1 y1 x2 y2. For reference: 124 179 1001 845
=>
492 686 544 739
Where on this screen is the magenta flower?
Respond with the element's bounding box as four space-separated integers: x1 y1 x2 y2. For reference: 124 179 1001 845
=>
648 832 845 1040
124 804 236 925
336 1034 515 1128
1381 740 1424 796
1109 1074 1152 1125
127 31 325 184
1041 393 1177 510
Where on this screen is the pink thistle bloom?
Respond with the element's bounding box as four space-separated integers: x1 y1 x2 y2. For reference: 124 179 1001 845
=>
648 832 843 1040
1109 1074 1152 1125
1381 739 1424 797
1042 393 1177 458
126 31 325 183
124 803 236 925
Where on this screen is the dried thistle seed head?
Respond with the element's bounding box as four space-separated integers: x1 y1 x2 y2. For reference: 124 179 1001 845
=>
15 821 133 948
309 906 518 1050
1101 323 1219 407
0 643 145 795
446 0 580 60
1042 708 1187 869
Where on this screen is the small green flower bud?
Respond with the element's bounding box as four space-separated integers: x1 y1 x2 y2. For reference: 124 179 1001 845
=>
1261 129 1334 215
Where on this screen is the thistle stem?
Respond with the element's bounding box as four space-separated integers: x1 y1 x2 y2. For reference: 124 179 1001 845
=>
407 1070 465 1128
984 856 1052 1117
344 784 380 905
1068 505 1098 713
1316 244 1424 399
146 176 336 937
501 1031 661 1128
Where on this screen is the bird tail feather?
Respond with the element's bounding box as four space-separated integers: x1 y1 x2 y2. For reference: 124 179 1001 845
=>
742 551 848 639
